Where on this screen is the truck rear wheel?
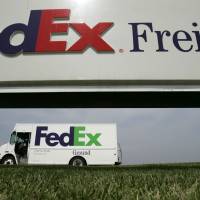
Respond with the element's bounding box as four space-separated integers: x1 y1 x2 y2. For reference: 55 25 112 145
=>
1 155 16 165
69 156 87 167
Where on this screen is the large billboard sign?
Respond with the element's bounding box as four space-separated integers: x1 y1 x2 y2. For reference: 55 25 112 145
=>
0 0 200 90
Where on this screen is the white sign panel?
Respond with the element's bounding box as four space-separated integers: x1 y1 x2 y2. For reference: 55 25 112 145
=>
0 0 200 90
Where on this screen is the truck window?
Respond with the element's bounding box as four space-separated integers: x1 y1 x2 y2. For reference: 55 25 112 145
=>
10 131 16 144
16 132 31 144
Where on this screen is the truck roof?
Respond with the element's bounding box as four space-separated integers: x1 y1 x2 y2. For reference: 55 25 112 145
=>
14 123 117 132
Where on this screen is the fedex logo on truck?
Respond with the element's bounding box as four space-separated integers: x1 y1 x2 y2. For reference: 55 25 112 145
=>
35 126 102 147
0 9 114 55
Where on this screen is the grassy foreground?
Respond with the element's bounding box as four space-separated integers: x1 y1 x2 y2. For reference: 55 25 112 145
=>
1 164 200 200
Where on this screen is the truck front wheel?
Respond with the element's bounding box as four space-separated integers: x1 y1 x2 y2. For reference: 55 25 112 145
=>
69 156 87 167
1 155 16 165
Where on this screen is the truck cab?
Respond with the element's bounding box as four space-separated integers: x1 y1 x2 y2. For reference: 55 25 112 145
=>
0 130 31 165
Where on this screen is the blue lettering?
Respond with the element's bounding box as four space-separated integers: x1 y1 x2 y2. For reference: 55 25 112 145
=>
192 23 200 52
173 30 193 52
155 30 171 52
45 132 59 146
129 22 200 53
129 22 153 52
35 126 48 145
59 127 74 147
0 23 28 55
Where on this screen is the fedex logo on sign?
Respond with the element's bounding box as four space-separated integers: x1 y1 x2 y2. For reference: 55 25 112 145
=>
35 126 102 147
0 9 114 55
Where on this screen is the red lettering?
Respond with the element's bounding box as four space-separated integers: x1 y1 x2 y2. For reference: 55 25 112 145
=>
68 23 114 52
36 9 70 52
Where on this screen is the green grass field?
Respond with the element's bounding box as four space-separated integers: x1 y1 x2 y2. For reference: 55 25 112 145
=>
1 164 200 200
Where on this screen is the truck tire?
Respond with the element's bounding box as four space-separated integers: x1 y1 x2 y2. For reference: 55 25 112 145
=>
1 155 16 165
69 156 87 167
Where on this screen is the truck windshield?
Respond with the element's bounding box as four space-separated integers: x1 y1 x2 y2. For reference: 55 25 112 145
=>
10 131 16 144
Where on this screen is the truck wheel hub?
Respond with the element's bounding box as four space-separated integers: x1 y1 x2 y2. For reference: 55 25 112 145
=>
3 159 14 165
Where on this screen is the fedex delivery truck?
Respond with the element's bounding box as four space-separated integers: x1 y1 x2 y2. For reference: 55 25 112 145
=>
0 123 122 166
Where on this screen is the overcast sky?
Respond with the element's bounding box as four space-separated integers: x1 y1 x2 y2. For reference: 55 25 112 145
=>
0 108 200 165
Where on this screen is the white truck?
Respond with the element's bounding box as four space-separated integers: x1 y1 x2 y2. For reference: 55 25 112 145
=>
0 123 122 166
